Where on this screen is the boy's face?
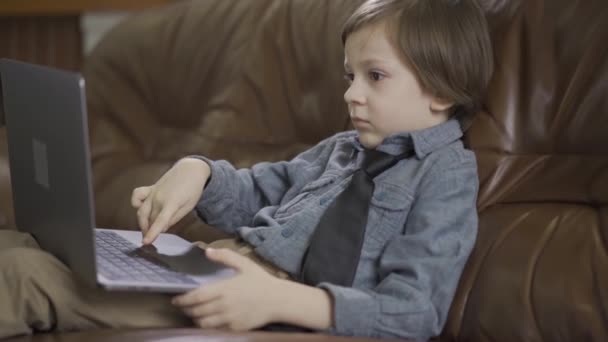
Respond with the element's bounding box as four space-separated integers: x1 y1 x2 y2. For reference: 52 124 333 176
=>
344 21 450 149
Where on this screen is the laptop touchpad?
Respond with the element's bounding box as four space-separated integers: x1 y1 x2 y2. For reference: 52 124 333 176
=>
134 245 228 276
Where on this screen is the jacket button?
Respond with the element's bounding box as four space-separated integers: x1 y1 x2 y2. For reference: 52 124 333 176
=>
319 197 329 206
281 228 293 238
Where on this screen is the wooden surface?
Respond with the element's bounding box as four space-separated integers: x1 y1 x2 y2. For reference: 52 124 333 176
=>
3 329 404 342
0 16 82 70
0 0 173 15
0 0 174 70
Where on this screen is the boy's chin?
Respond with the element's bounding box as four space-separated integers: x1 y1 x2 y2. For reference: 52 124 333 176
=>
357 132 383 149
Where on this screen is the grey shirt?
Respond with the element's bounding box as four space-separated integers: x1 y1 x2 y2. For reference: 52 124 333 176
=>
195 119 478 340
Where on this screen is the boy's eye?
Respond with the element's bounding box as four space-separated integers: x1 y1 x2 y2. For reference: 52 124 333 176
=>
369 71 384 81
343 72 354 83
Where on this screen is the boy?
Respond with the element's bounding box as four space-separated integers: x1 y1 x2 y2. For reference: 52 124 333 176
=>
133 0 493 339
0 0 493 340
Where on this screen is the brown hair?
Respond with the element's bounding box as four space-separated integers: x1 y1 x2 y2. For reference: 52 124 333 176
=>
342 0 494 129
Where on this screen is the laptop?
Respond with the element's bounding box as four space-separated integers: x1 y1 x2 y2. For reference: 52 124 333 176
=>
0 58 234 293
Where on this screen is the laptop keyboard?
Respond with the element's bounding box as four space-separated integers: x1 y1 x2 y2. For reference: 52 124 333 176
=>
95 230 197 285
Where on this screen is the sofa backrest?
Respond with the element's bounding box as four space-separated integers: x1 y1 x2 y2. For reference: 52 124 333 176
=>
448 0 608 340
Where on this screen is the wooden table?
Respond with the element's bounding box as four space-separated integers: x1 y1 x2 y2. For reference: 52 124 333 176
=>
0 0 174 71
3 329 404 342
0 0 173 15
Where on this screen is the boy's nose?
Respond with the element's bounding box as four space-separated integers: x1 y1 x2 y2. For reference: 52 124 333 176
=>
344 83 365 105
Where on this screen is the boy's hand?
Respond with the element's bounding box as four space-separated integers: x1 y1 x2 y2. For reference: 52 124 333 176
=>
172 248 282 331
131 158 211 244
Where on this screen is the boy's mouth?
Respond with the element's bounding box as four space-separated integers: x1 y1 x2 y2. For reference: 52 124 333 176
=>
351 117 371 126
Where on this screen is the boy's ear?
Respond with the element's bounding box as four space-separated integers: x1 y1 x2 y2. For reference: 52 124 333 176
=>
430 97 453 113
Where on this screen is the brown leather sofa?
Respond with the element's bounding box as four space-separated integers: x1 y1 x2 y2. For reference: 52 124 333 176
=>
1 0 607 341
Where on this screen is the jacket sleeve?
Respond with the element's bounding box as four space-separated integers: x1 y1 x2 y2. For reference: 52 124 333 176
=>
318 162 479 340
193 134 341 234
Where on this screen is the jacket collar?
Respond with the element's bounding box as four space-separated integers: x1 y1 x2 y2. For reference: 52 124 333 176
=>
353 119 463 159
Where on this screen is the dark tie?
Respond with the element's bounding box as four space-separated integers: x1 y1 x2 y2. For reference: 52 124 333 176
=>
300 149 410 287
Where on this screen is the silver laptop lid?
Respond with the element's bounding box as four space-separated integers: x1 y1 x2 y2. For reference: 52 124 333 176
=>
0 59 98 286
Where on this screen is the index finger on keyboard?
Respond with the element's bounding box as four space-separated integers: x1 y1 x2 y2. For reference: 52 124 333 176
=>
143 206 175 245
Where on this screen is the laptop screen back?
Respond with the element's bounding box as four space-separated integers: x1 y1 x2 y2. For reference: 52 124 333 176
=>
0 59 98 286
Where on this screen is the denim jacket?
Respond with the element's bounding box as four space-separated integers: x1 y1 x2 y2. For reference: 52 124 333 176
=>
195 119 478 340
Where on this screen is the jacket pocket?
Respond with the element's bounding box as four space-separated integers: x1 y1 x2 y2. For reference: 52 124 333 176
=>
366 182 414 247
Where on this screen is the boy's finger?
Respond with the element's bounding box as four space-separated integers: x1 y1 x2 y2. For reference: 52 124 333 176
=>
195 314 229 329
173 286 220 307
205 248 251 271
143 205 175 245
148 202 161 229
137 198 152 234
131 187 151 208
180 298 223 319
